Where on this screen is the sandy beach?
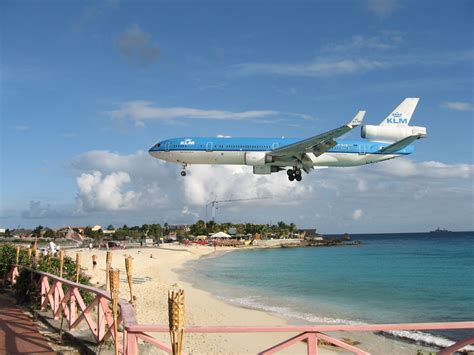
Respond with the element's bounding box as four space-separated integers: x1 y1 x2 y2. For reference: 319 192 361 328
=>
66 246 436 354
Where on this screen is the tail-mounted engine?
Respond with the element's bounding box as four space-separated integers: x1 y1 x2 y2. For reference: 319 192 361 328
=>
361 125 427 143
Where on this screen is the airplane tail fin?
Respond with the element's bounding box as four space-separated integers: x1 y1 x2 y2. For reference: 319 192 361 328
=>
349 111 365 127
380 98 419 126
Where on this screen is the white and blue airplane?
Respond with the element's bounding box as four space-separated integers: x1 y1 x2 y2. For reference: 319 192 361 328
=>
149 98 427 182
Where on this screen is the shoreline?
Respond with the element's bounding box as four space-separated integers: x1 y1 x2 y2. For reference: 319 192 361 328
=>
171 245 439 354
66 245 439 354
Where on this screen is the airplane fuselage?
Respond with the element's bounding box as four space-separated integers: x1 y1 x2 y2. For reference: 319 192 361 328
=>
149 137 413 169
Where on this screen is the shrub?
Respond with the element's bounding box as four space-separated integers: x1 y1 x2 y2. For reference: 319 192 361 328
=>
0 244 93 309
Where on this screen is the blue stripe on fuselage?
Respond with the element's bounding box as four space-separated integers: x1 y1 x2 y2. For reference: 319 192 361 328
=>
149 137 414 155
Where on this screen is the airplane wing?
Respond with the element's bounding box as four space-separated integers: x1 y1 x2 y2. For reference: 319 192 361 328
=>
378 134 423 154
269 111 365 161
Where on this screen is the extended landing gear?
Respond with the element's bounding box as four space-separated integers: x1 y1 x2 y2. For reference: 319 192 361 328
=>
287 167 302 182
180 163 188 177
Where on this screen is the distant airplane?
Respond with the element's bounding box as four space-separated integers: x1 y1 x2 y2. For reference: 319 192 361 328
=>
149 98 426 182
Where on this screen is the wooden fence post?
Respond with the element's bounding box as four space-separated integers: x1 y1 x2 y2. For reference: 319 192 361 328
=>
125 256 135 307
59 250 64 278
105 251 112 290
168 289 185 355
109 268 120 355
75 253 81 283
15 246 20 265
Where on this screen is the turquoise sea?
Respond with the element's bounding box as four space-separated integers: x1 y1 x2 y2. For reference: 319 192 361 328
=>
185 232 474 348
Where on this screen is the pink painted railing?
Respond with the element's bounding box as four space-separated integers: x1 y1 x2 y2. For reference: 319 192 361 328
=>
10 265 137 354
8 265 474 355
124 322 474 354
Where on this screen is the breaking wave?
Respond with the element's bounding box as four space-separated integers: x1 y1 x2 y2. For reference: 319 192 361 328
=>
225 296 474 352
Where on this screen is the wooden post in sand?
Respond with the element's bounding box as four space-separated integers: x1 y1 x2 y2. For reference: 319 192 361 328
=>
109 268 120 355
75 253 81 283
168 289 185 355
15 246 20 265
125 256 135 307
59 250 64 278
105 251 112 290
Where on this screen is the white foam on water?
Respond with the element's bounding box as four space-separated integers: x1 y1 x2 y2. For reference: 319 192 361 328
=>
226 296 474 352
385 330 474 352
227 296 364 325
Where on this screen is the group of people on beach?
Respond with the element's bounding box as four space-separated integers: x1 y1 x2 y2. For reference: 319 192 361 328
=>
29 240 60 256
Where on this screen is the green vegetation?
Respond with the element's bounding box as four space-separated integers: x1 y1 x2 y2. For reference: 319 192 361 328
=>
0 243 92 311
1 220 300 244
190 220 297 237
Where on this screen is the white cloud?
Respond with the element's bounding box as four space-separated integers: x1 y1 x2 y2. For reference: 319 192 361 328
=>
70 150 312 214
236 58 388 77
22 201 62 219
352 209 363 220
181 206 199 219
182 165 311 206
108 100 279 124
75 171 138 212
115 25 159 68
372 158 472 179
325 32 404 52
19 150 473 232
367 0 399 19
440 101 473 112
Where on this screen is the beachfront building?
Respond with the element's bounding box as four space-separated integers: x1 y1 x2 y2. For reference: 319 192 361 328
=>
11 229 33 238
91 225 102 232
210 231 232 239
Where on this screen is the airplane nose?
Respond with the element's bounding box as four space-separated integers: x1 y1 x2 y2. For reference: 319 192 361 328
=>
149 142 162 158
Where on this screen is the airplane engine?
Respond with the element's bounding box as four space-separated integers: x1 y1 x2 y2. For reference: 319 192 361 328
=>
253 166 284 174
244 152 274 166
361 125 426 143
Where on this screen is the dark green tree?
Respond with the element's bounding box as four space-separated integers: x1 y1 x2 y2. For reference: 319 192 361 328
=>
43 229 56 240
32 225 43 238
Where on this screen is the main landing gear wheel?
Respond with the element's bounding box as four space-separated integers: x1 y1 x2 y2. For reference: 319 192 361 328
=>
287 167 302 182
180 171 187 177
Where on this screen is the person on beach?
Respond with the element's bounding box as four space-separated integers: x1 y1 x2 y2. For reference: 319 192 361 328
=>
92 255 97 270
49 241 57 255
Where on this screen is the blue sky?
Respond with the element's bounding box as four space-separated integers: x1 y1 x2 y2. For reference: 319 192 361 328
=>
1 0 473 232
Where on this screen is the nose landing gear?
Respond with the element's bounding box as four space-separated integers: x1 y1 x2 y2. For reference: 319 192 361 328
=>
180 163 188 177
287 167 302 182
